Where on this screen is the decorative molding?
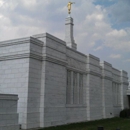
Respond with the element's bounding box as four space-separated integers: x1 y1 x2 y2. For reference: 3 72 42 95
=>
0 53 30 61
67 66 86 74
0 53 67 67
30 53 43 61
87 54 100 61
100 61 112 67
87 63 101 68
43 56 67 66
33 33 66 45
101 76 113 81
0 94 18 100
87 70 102 77
100 68 112 73
0 37 43 48
44 45 66 55
66 46 87 57
30 37 44 47
67 55 86 64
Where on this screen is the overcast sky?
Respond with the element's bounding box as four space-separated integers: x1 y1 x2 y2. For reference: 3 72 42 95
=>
0 0 130 79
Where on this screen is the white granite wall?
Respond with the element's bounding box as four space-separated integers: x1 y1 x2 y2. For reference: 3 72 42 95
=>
27 58 42 129
0 37 43 129
0 59 29 129
120 70 129 109
25 37 43 129
0 33 129 129
89 74 102 120
0 94 19 130
43 61 66 127
34 33 129 127
87 55 102 120
103 79 113 117
100 61 114 118
34 33 67 127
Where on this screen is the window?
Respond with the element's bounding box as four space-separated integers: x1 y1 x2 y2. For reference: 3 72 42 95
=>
66 70 83 105
66 70 71 104
79 74 83 104
112 82 120 106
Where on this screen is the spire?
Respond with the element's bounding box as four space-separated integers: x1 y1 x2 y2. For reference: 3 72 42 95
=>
65 16 77 50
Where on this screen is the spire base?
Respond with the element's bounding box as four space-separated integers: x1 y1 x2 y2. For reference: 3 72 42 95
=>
65 17 77 50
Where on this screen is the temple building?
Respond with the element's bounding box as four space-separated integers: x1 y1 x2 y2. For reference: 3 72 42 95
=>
0 15 129 129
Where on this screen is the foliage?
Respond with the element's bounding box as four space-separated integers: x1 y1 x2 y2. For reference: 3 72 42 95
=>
120 108 130 118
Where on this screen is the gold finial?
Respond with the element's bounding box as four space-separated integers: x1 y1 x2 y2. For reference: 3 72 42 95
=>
67 2 75 14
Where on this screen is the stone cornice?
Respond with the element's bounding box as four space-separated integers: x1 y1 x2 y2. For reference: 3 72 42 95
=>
100 68 112 73
87 54 100 61
0 53 30 61
112 67 120 72
43 56 67 66
0 52 67 66
0 53 42 61
30 53 42 60
67 67 103 77
33 33 66 45
67 55 86 64
87 63 102 68
67 66 86 74
0 37 43 48
0 94 18 100
67 67 102 77
44 45 66 55
67 46 87 57
87 70 102 77
101 76 113 81
100 61 112 67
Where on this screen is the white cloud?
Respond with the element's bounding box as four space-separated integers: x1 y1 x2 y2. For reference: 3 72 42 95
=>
0 0 130 52
106 29 127 37
0 0 130 77
94 46 103 51
109 54 122 59
86 13 104 21
0 0 4 7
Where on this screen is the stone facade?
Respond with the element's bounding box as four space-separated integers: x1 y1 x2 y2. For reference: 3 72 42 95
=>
0 16 129 129
0 94 19 130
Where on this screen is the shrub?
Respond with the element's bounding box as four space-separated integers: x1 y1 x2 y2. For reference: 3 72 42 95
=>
120 108 130 118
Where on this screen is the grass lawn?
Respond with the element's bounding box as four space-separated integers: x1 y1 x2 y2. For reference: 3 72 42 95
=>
39 118 130 130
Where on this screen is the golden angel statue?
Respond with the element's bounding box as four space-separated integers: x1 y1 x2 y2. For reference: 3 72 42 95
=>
67 2 75 14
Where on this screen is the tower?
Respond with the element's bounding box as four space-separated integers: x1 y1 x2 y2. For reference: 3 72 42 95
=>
65 2 77 50
65 17 77 50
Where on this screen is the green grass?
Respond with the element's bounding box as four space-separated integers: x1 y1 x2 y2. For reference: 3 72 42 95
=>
39 118 130 130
